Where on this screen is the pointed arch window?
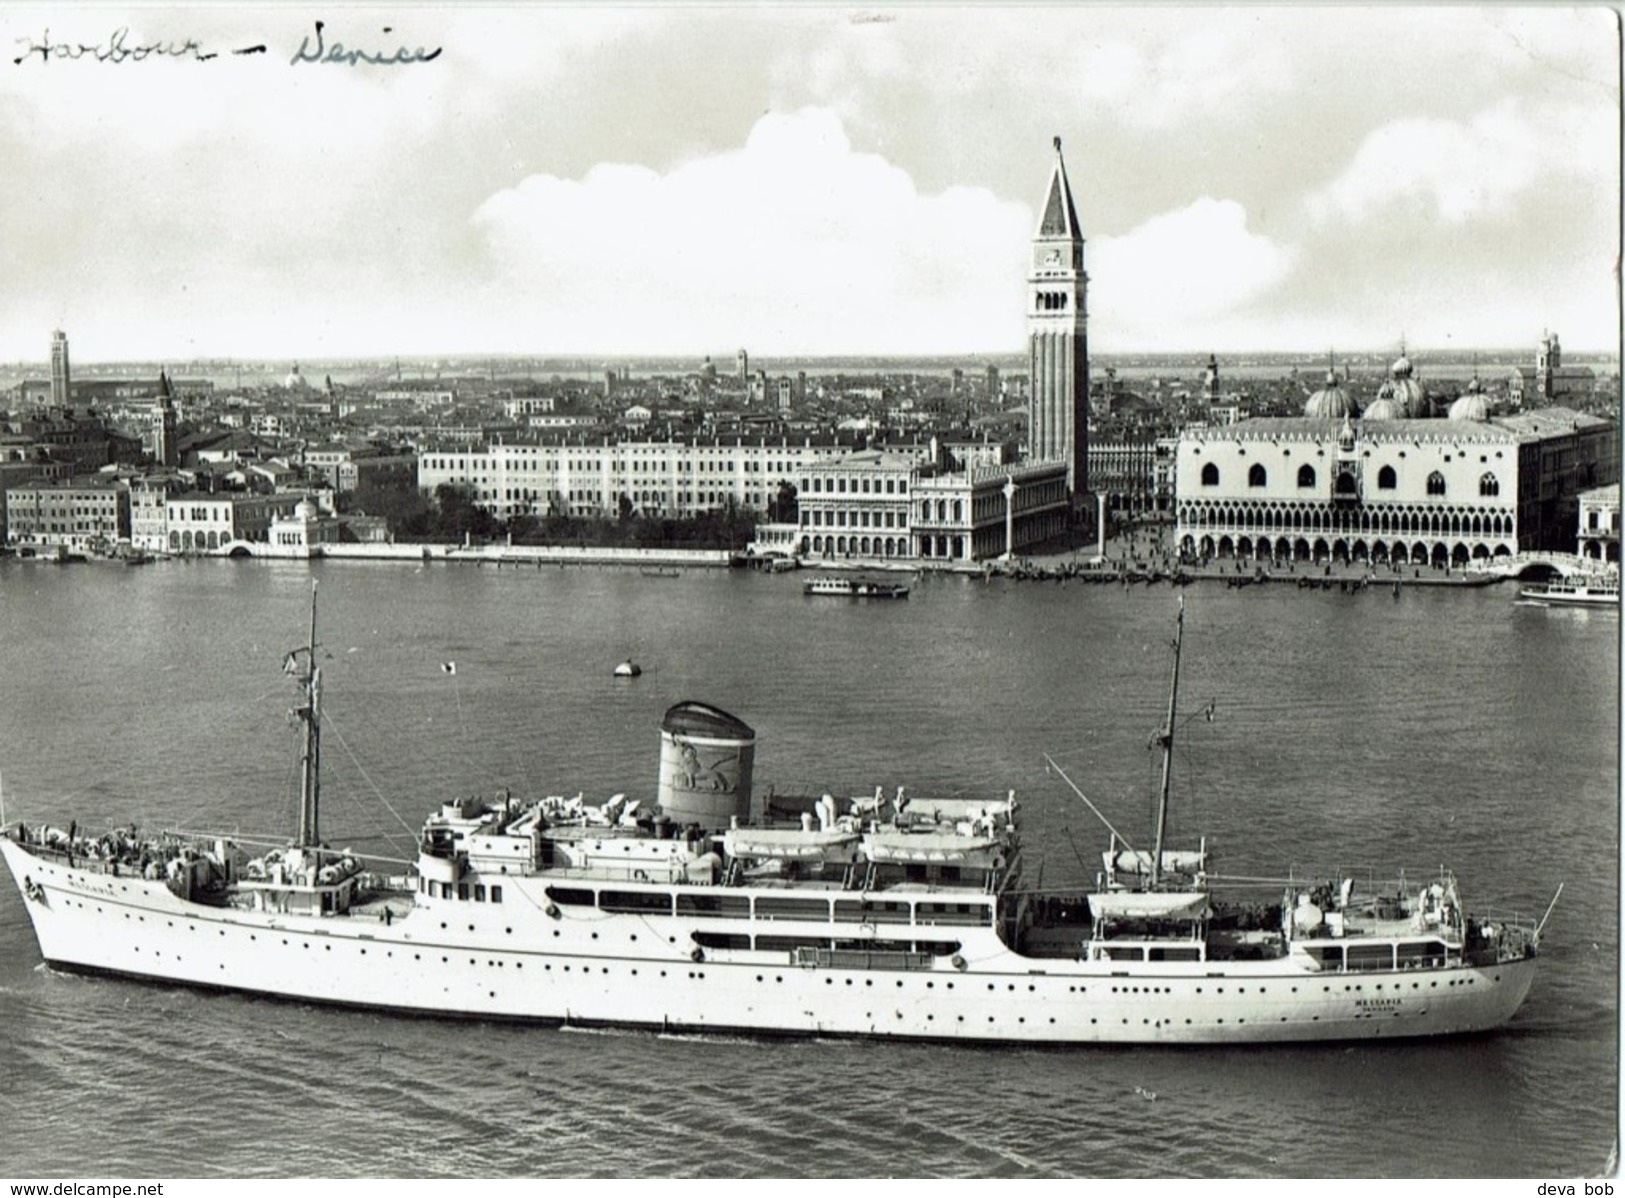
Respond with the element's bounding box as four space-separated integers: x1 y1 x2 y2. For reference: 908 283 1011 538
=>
1378 465 1397 490
1426 471 1446 497
1296 464 1316 488
1201 463 1219 487
1479 472 1500 497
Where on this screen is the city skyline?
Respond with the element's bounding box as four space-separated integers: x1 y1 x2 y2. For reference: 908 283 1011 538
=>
1 5 1618 362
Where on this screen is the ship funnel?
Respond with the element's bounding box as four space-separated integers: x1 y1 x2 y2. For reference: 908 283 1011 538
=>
657 701 756 829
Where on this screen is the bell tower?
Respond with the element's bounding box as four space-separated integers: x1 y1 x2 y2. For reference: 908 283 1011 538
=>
1027 137 1090 498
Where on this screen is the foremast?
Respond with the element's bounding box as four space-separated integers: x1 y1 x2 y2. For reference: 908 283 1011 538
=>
290 581 322 849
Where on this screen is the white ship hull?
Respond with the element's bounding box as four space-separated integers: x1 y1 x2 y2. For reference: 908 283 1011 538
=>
4 839 1537 1045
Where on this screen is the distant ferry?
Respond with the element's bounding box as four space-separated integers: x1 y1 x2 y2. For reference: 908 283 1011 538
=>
804 576 910 599
1518 574 1618 607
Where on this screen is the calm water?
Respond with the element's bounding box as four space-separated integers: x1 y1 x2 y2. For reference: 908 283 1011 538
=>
0 559 1615 1178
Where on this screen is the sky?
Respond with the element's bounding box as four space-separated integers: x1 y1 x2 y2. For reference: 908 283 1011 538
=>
0 4 1618 363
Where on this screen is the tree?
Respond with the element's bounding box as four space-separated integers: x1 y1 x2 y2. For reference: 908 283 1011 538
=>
769 481 798 524
350 475 430 533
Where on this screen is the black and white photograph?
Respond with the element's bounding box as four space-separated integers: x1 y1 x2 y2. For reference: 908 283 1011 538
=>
0 3 1617 1183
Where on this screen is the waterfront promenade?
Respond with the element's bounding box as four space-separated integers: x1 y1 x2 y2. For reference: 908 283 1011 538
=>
35 521 1597 591
317 537 1521 590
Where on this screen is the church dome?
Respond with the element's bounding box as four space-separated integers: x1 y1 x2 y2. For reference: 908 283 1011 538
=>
295 496 320 520
1303 370 1355 419
1383 354 1427 416
1390 378 1427 417
1363 397 1403 420
1449 392 1490 421
285 364 310 390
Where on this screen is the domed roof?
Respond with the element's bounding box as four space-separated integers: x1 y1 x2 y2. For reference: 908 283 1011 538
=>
1381 353 1427 416
1390 377 1427 417
1303 370 1355 419
1363 397 1403 421
285 364 310 390
295 496 320 520
1449 392 1490 421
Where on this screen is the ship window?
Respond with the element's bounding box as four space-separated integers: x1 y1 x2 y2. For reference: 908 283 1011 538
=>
756 896 832 921
758 934 829 953
474 885 486 902
1148 946 1201 962
1104 945 1145 961
835 939 913 954
915 940 963 956
491 886 503 904
676 893 750 919
457 883 469 901
692 931 750 950
1304 945 1344 969
916 902 992 927
1396 940 1446 966
601 890 673 915
834 900 911 924
545 886 595 907
1348 943 1396 971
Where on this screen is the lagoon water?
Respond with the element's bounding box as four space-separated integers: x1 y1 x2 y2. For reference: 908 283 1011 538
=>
0 558 1615 1178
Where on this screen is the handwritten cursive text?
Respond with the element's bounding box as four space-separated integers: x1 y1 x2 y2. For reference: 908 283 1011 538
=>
11 25 244 65
289 21 442 66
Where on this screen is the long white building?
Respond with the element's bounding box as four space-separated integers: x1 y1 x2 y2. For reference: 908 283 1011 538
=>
417 437 853 520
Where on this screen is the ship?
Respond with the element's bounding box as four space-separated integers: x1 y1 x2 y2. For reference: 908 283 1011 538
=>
1518 573 1619 608
803 576 910 599
0 587 1552 1043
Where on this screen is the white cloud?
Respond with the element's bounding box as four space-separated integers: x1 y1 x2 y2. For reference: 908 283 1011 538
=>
1089 198 1298 348
470 107 1031 354
1073 23 1297 130
1306 98 1617 226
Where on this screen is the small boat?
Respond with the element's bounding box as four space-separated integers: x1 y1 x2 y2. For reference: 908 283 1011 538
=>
804 576 910 599
639 567 681 579
613 660 643 678
1518 575 1619 607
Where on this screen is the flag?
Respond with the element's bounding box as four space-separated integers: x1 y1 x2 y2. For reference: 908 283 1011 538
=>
440 661 456 675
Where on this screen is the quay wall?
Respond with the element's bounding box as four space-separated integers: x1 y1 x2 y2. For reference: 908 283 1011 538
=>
246 542 732 567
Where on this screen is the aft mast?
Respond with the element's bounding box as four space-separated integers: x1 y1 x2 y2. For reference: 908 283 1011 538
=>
292 581 322 849
1149 599 1185 888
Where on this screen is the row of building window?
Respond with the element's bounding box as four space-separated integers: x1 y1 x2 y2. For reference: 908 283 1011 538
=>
803 509 905 529
1179 505 1515 538
1200 463 1501 497
807 476 908 495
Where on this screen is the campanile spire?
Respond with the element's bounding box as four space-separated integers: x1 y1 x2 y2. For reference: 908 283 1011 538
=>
1027 137 1090 497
